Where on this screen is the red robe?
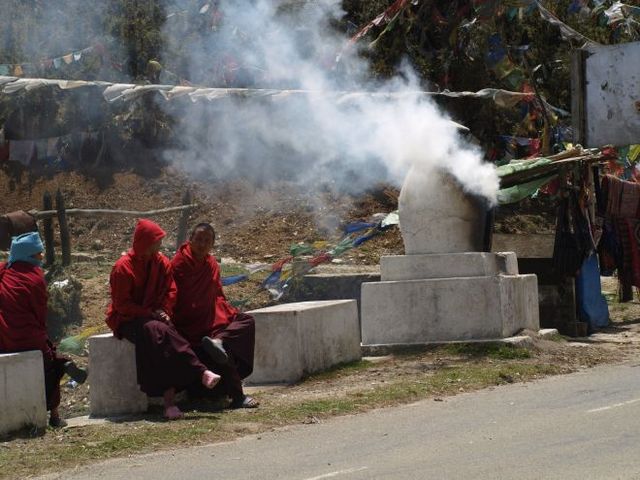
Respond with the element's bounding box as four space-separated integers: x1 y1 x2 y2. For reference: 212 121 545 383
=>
0 261 48 353
171 242 238 345
0 261 67 410
105 220 207 396
106 220 176 336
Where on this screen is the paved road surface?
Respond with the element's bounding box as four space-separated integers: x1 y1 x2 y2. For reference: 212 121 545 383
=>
42 362 640 480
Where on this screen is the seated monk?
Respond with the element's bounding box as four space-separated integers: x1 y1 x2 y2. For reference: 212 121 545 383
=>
106 219 220 420
0 232 87 428
172 223 259 409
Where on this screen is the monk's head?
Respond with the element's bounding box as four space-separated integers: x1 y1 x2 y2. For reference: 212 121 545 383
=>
8 231 44 267
189 223 215 260
132 219 165 256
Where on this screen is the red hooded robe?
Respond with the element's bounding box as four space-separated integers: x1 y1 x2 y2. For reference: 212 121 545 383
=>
0 261 48 353
106 219 176 336
171 242 238 345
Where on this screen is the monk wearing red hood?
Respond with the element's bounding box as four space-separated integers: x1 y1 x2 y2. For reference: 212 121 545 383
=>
172 223 258 408
106 219 220 420
0 232 87 428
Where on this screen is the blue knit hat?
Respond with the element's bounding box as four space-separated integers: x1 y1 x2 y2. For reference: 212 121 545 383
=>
8 231 44 267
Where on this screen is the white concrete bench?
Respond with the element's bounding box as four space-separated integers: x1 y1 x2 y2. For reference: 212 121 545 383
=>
0 350 47 436
88 333 147 417
245 300 361 385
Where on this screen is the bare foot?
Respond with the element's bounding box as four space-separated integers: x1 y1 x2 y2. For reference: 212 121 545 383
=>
202 370 221 389
164 405 184 420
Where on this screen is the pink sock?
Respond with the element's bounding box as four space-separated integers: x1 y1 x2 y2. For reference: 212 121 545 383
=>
202 370 221 389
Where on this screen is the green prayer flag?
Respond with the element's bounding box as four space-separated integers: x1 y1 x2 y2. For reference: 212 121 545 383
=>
497 174 557 205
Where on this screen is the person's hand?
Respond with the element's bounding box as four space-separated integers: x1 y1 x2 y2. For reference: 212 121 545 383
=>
153 309 171 324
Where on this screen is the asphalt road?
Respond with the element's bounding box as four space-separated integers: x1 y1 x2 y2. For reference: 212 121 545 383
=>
43 362 640 480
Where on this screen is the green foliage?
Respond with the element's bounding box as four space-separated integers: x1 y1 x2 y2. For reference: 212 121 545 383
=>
1 0 640 166
45 273 83 343
344 0 640 145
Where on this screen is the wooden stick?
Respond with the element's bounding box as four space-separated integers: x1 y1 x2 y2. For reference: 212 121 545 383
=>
31 204 198 221
175 190 192 251
42 191 55 266
56 189 71 266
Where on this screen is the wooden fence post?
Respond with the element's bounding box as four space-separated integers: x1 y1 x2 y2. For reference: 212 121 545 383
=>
55 189 71 266
176 190 192 251
42 191 55 266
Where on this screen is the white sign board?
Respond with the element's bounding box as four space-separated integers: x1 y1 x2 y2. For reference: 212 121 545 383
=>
583 42 640 148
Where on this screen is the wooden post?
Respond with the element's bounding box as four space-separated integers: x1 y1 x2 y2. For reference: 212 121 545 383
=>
571 49 588 147
55 189 71 266
176 190 192 251
42 191 55 266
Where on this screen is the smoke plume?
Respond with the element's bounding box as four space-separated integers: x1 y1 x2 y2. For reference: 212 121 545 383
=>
161 0 500 204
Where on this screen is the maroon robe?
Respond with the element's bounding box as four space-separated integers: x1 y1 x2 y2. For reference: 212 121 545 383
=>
0 262 67 411
171 243 255 400
105 220 207 396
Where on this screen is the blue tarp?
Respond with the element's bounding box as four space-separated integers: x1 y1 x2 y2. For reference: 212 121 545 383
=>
576 253 610 331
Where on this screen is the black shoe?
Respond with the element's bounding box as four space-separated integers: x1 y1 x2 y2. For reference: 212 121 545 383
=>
64 361 88 384
49 415 68 428
201 336 229 365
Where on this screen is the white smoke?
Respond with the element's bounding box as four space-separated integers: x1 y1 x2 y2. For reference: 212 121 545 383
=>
162 0 499 205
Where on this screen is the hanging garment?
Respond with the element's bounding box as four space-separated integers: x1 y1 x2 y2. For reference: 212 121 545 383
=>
552 192 591 276
8 140 36 166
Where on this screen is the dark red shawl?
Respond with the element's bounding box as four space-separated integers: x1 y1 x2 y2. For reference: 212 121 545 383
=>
105 220 176 335
0 261 48 352
171 243 238 345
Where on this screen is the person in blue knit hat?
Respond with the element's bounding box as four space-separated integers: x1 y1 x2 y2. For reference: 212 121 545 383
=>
7 231 45 266
0 231 87 428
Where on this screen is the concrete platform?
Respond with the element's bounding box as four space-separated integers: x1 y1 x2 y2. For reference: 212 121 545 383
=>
245 300 361 385
88 334 148 417
0 350 47 436
381 252 518 281
361 274 539 345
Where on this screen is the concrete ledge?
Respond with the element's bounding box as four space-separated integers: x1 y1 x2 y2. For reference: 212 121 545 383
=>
88 333 148 417
380 252 518 281
0 350 47 437
361 274 539 345
245 300 361 385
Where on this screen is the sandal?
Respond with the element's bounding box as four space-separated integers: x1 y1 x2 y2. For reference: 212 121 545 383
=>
63 361 88 384
201 337 229 365
49 415 68 428
230 395 260 409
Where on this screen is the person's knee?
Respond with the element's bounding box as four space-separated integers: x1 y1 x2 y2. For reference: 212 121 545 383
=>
244 314 256 331
142 319 169 333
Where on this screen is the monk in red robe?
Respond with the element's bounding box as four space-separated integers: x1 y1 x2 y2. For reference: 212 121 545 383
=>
106 219 220 419
0 232 87 428
172 223 258 408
